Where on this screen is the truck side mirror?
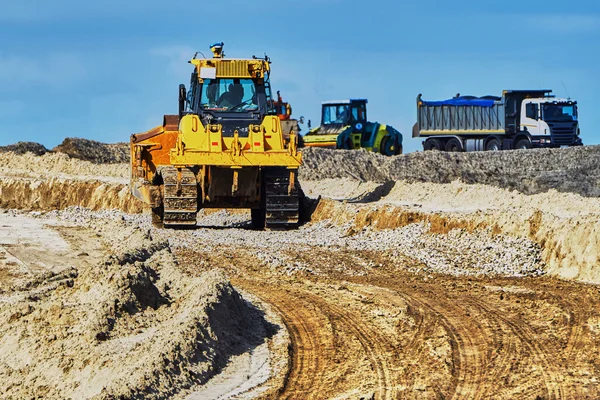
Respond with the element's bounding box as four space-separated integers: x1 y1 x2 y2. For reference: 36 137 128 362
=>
308 119 312 129
534 104 539 120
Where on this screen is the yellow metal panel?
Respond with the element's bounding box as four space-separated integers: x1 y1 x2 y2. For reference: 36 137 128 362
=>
180 114 209 150
263 116 283 150
190 59 267 79
217 60 252 78
250 128 265 152
372 124 388 150
210 130 223 152
350 133 361 148
303 142 336 148
170 150 302 168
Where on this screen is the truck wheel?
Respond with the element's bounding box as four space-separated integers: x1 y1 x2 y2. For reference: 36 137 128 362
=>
423 138 443 151
485 138 501 151
515 139 532 150
445 138 462 152
380 136 400 156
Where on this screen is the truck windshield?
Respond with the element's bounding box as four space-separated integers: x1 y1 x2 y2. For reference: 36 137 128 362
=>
542 104 577 121
200 78 258 112
323 105 350 124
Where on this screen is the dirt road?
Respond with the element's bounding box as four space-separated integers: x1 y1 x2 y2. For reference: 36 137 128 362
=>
173 219 600 400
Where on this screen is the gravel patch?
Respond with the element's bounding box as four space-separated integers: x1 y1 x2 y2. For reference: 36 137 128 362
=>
300 146 600 197
35 207 545 279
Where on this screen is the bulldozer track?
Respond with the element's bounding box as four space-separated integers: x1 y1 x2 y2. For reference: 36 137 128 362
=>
263 168 300 229
161 166 198 227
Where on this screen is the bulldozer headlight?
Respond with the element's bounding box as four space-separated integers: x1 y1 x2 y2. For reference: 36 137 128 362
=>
210 125 219 133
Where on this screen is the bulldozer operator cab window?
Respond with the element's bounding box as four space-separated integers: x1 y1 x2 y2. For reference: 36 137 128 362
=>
201 79 258 112
323 105 350 125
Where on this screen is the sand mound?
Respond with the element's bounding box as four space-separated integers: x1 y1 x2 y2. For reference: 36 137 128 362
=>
52 138 129 164
0 138 128 164
0 220 274 399
300 146 600 197
0 152 128 181
0 142 49 156
3 138 600 198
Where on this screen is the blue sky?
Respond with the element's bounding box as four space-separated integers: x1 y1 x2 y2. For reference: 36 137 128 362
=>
1 0 599 153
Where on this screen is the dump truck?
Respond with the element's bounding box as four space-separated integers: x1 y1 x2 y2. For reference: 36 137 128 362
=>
130 42 303 229
302 99 403 156
413 90 583 152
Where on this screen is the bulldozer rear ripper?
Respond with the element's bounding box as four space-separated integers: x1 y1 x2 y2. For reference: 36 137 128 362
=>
130 42 303 229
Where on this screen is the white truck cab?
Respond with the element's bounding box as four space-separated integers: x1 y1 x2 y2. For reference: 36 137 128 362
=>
520 98 579 146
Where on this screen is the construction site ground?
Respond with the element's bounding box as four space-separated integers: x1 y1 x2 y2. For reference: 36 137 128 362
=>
1 147 600 399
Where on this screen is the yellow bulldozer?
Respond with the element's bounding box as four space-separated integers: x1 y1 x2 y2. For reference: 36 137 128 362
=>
130 42 303 229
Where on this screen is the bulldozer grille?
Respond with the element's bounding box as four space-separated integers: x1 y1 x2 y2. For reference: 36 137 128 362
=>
217 60 253 78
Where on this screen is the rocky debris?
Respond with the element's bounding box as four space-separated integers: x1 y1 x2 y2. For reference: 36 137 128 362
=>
52 138 129 164
344 223 545 277
0 141 48 156
300 146 600 197
41 207 543 279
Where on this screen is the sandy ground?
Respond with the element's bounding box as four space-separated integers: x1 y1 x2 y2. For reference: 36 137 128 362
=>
0 211 288 399
0 150 600 398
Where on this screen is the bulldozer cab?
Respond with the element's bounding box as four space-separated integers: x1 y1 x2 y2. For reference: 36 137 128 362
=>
321 99 367 128
183 44 276 137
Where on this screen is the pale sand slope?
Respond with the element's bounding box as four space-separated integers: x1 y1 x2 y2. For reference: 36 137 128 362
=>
0 212 286 399
304 178 600 283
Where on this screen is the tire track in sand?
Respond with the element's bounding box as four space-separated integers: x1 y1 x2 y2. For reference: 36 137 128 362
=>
237 279 399 399
236 280 333 400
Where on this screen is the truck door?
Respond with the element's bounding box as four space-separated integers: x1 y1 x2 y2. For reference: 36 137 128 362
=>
521 101 541 135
